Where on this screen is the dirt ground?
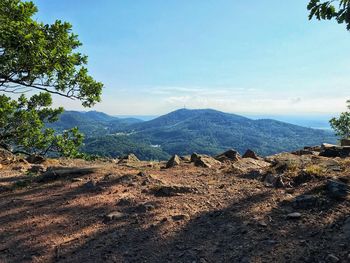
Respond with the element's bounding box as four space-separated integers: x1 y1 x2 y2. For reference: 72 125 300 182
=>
0 155 349 263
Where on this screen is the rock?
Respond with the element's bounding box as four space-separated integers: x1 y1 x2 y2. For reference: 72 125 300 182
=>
134 202 156 213
326 254 340 262
103 173 120 181
293 195 319 209
264 173 277 186
304 145 322 152
190 153 202 163
242 149 260 160
71 178 83 182
104 211 125 221
83 180 97 191
194 156 221 168
166 155 181 168
116 197 135 206
118 154 140 164
319 159 341 172
258 221 268 227
319 144 350 158
215 149 241 162
26 155 46 164
28 165 45 174
151 185 197 197
180 155 191 162
326 180 350 200
39 167 97 182
264 173 284 188
292 149 318 156
287 212 302 219
137 171 146 177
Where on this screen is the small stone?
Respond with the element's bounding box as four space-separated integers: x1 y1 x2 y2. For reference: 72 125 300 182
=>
293 195 318 209
137 171 146 177
258 221 268 227
71 178 83 182
116 198 134 206
82 180 102 191
287 212 302 219
104 211 125 221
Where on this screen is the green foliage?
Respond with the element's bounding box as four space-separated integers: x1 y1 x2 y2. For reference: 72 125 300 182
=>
0 93 84 157
0 0 103 106
0 0 103 158
308 0 350 30
82 135 170 161
329 100 350 138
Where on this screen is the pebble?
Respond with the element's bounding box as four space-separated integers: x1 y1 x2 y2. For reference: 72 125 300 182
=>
104 211 125 221
287 212 302 219
71 178 83 182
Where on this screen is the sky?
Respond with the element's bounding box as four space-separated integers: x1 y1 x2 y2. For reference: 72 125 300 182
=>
32 0 350 116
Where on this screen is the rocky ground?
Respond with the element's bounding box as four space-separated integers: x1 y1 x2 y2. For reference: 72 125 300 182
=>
0 146 349 263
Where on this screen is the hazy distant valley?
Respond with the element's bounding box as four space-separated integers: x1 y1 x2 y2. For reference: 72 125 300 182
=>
48 109 337 160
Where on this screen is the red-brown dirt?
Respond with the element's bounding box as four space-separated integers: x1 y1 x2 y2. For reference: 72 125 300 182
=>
0 154 349 263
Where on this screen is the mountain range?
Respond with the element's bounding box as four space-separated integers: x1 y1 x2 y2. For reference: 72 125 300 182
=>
48 109 337 160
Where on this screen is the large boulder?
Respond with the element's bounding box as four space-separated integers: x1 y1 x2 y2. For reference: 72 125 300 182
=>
194 156 221 168
319 143 350 158
215 149 241 162
229 158 270 174
118 154 140 164
166 155 181 168
190 153 221 168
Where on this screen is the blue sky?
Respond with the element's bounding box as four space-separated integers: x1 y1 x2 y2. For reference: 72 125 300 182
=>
33 0 350 115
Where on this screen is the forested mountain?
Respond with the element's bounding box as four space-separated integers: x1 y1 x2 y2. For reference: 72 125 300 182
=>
48 111 143 137
50 109 337 160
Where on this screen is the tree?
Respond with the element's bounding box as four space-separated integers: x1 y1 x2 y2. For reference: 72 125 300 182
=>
307 0 350 30
0 93 84 157
0 0 103 157
329 101 350 139
0 0 103 106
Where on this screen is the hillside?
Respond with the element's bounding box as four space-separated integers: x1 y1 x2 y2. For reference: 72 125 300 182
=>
48 111 143 137
52 109 337 160
0 146 349 262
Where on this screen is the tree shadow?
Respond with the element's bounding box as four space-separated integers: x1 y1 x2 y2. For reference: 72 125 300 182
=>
1 168 349 263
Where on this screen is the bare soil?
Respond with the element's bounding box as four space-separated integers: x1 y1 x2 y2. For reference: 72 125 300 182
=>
0 155 349 263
